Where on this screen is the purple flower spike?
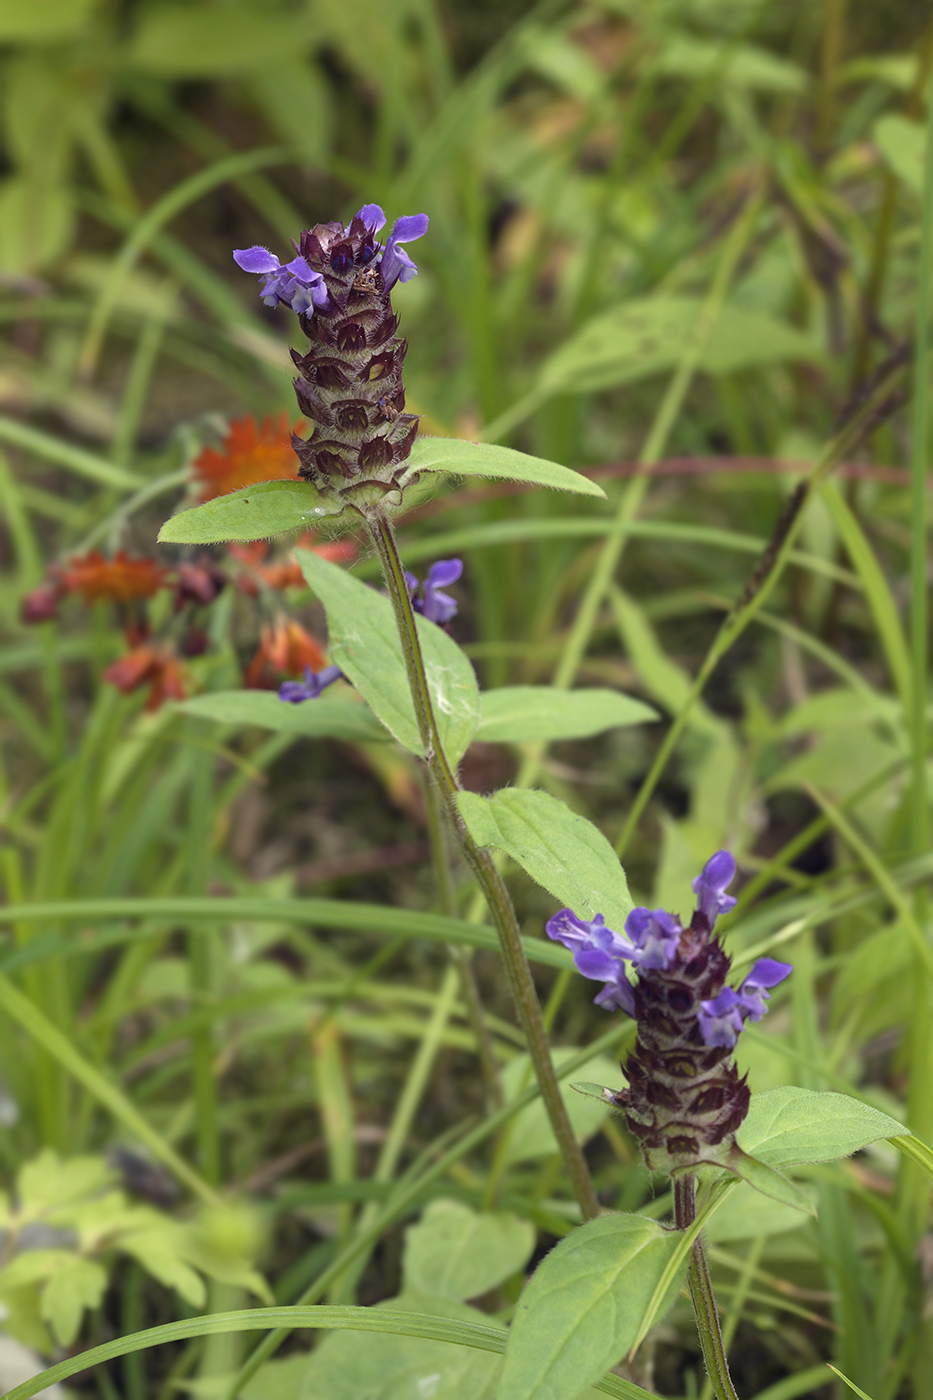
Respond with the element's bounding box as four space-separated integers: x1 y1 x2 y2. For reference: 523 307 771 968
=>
692 849 738 928
623 906 682 970
233 246 327 313
381 212 429 290
545 909 637 1017
698 987 746 1049
738 957 793 1020
278 664 343 703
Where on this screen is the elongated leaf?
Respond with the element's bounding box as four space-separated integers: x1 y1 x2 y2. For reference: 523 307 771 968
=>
158 480 330 544
725 1147 815 1216
0 1305 656 1400
297 548 480 765
874 114 924 194
400 436 605 497
703 1181 813 1243
457 789 632 929
300 1294 504 1400
538 298 821 398
497 1214 686 1400
177 690 389 744
737 1087 906 1168
0 897 573 973
476 687 657 744
0 976 220 1206
403 1201 535 1301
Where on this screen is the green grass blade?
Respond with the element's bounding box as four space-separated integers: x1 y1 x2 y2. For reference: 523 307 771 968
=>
0 898 573 972
0 975 221 1206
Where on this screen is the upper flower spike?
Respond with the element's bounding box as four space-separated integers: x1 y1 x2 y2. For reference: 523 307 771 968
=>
232 203 428 509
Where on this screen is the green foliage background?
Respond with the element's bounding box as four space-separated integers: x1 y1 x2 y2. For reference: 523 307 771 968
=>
1 0 933 1397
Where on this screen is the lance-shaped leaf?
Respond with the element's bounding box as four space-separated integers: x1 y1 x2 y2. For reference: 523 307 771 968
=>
457 788 632 931
400 437 606 498
158 479 337 544
497 1213 686 1400
476 687 657 744
723 1146 815 1216
737 1087 907 1167
176 690 389 744
297 548 479 765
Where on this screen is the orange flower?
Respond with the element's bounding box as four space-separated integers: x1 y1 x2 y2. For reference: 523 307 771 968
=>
62 551 166 605
231 534 358 595
244 619 327 688
104 645 187 711
192 414 303 502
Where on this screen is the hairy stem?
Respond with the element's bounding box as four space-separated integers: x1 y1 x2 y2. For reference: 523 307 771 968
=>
368 510 600 1221
674 1175 740 1400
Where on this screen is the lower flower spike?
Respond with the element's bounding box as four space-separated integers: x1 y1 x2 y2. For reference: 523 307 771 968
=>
546 850 792 1172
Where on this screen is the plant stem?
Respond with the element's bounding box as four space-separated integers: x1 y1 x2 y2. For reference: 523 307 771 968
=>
367 510 600 1222
674 1175 740 1400
422 774 504 1110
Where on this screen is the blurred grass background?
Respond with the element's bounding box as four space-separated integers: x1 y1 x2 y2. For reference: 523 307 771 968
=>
2 1 933 1396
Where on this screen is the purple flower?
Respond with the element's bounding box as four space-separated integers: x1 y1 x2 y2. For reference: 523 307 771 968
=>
405 559 463 624
692 849 738 928
737 957 793 1020
697 987 747 1049
623 907 682 971
545 910 636 1017
278 664 343 703
698 958 792 1048
233 246 327 313
380 212 429 290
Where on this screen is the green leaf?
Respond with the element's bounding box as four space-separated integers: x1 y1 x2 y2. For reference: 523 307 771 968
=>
0 1303 657 1400
158 480 331 545
0 0 94 40
723 1147 816 1216
129 4 319 76
703 1180 814 1243
176 690 389 744
655 37 808 92
538 298 821 398
827 1366 877 1400
121 1229 206 1309
497 1214 686 1400
300 1294 505 1400
874 114 924 194
456 788 632 929
402 1200 535 1302
297 548 480 765
502 1051 623 1164
400 437 606 498
737 1087 907 1168
476 688 657 744
40 1257 106 1347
